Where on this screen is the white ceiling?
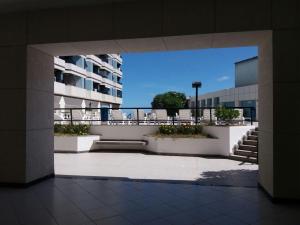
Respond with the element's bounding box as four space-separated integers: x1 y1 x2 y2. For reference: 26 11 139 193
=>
32 31 271 56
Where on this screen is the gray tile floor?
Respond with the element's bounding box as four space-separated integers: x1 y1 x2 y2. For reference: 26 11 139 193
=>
1 177 299 225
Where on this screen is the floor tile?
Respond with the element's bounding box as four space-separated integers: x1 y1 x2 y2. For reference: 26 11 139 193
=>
0 177 299 225
55 212 92 225
95 216 132 225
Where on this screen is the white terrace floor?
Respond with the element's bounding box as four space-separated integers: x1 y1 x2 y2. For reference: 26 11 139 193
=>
55 153 258 187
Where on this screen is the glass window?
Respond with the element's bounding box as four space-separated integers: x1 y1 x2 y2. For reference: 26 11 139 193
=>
54 69 64 83
240 100 256 120
213 97 220 107
84 79 93 91
85 61 93 72
207 98 212 107
222 101 235 107
201 99 206 107
117 90 122 98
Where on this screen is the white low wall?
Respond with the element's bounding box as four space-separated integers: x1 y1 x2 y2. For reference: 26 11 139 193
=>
90 125 159 140
203 126 255 155
145 136 220 155
89 125 255 156
54 135 100 153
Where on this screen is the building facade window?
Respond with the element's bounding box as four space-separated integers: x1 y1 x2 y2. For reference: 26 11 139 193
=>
117 90 122 98
85 60 93 72
207 98 212 107
214 97 220 107
84 79 93 91
54 69 64 83
222 101 235 107
240 100 256 120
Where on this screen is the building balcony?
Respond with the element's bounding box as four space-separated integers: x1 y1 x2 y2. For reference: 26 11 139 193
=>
65 63 87 77
114 68 123 76
88 72 122 89
54 82 122 105
54 57 66 70
87 55 115 72
110 54 123 64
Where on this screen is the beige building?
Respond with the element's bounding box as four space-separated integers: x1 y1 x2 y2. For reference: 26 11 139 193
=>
190 57 258 120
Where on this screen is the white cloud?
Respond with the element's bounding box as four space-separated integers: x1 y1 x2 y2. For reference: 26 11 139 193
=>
217 76 230 82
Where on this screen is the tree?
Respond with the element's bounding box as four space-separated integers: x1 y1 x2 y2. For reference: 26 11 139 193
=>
151 91 187 116
214 106 240 125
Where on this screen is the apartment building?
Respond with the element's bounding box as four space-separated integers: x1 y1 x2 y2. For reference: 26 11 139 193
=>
54 54 123 115
190 56 258 120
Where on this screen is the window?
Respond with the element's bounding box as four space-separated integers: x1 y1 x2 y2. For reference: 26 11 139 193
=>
84 79 93 91
222 101 235 107
54 69 64 83
85 60 93 72
201 99 206 107
240 100 256 120
214 97 220 107
117 90 122 98
117 76 122 84
191 101 195 108
207 98 212 107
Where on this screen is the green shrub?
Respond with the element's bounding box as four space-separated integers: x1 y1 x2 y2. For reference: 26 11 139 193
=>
159 125 177 135
215 106 240 124
158 125 203 135
54 124 90 136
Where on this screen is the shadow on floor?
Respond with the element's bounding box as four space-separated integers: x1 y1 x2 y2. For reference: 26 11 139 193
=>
55 169 258 188
196 169 258 187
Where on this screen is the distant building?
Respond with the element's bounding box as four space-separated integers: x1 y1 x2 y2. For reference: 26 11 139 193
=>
190 56 258 120
54 54 123 120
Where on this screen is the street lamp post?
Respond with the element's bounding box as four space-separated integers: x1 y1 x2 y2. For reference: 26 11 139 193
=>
192 81 202 124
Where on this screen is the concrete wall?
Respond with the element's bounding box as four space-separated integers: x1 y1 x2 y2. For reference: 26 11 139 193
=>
55 135 100 152
90 125 254 156
272 29 300 199
90 125 159 140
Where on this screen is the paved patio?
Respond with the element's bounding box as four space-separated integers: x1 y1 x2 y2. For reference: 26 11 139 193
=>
1 177 299 225
55 153 258 187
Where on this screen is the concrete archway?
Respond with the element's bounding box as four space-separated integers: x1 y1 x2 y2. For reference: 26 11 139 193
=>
0 0 299 201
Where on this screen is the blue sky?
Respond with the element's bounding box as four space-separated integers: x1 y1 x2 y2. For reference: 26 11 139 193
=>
121 47 258 107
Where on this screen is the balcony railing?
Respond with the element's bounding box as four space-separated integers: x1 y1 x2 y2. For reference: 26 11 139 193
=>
54 107 256 126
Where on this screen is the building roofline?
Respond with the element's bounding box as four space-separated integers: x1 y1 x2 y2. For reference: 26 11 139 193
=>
235 56 258 64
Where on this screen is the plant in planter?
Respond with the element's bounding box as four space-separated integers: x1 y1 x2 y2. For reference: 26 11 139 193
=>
158 125 204 136
214 106 240 125
54 124 90 136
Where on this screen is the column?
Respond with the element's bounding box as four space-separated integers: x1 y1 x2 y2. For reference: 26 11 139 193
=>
0 46 54 184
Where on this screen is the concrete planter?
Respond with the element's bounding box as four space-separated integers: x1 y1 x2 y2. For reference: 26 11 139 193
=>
144 125 255 156
145 136 219 155
54 135 100 153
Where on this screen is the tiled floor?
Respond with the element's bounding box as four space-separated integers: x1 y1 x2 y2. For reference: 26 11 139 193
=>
0 177 299 225
55 153 258 187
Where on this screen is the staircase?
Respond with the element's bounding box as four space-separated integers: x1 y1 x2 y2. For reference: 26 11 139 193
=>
230 127 258 163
